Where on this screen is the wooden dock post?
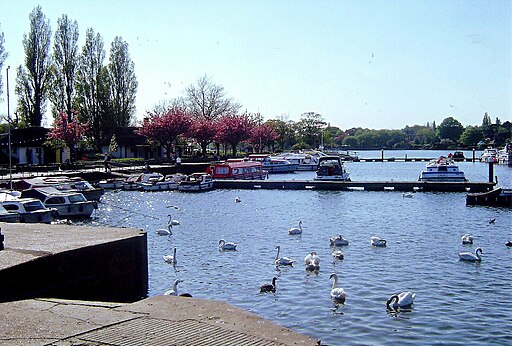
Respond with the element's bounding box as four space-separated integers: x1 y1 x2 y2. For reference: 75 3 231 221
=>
488 161 494 183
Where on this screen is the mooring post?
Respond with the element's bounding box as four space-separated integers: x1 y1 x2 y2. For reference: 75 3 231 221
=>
488 161 494 183
0 227 4 251
473 148 476 162
381 149 384 161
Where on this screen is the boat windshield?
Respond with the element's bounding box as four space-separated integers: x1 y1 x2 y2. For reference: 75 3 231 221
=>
69 194 87 203
24 200 46 211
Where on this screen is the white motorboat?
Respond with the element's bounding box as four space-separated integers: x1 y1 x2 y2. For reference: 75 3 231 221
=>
497 144 512 165
137 172 186 191
96 178 125 189
19 177 104 201
272 151 327 171
314 156 351 181
0 193 57 223
419 156 467 182
248 154 298 173
178 173 214 192
479 148 498 163
21 187 98 218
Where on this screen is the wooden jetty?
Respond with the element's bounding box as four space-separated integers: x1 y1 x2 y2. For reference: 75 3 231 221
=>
466 188 512 207
213 180 494 192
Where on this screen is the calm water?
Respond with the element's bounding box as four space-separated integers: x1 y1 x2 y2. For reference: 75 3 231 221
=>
90 152 512 345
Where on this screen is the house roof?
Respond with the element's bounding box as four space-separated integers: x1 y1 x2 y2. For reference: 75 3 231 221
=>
0 127 49 147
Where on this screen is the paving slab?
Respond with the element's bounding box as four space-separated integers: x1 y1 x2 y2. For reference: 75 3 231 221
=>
0 296 319 346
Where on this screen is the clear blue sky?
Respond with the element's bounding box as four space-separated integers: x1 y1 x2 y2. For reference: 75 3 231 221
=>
0 0 510 129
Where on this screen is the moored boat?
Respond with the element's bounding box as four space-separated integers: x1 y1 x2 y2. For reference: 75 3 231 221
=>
177 173 214 192
479 148 498 163
20 187 98 218
466 188 512 207
247 154 298 173
207 160 268 180
419 156 467 182
272 151 327 171
0 203 20 223
137 172 186 191
0 192 57 223
314 156 351 181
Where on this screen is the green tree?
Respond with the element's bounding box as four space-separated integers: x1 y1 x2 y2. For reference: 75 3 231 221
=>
342 136 359 148
296 112 325 148
108 36 137 127
16 6 53 126
266 117 296 151
437 117 464 143
50 14 79 120
459 126 483 147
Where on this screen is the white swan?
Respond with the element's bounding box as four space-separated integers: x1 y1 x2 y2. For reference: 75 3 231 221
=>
219 239 237 251
166 205 180 226
459 247 483 262
402 192 414 198
371 236 387 247
304 251 320 271
330 235 349 247
156 225 172 236
163 247 177 265
289 220 303 235
275 245 294 266
329 273 346 303
332 250 344 260
461 234 473 245
386 291 416 309
164 279 182 296
260 277 277 293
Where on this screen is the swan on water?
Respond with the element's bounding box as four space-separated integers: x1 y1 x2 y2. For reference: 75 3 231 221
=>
402 192 414 198
219 239 237 251
489 218 496 224
163 247 177 265
164 279 182 296
156 226 172 236
260 277 277 293
166 205 180 226
275 245 294 266
330 235 349 247
459 247 483 262
329 273 346 303
461 234 473 245
386 291 416 309
371 236 387 247
332 250 344 260
304 251 320 271
289 220 303 235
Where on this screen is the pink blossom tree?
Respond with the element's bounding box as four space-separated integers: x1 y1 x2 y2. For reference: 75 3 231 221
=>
250 123 279 153
188 117 219 157
47 111 89 161
216 113 255 156
137 106 192 159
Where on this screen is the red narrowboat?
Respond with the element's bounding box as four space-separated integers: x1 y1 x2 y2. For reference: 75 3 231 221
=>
207 161 268 180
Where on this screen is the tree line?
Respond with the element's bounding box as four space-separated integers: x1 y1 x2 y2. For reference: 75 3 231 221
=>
0 7 510 161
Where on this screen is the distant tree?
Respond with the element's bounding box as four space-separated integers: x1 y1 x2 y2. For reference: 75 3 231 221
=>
50 14 79 120
216 113 255 156
0 25 7 98
185 75 241 121
108 36 137 127
437 117 464 143
459 126 483 147
46 111 89 161
342 136 359 148
266 117 296 151
482 112 492 127
297 112 326 148
75 28 109 150
16 6 53 126
137 106 192 159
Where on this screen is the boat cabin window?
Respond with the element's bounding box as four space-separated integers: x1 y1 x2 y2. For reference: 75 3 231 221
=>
24 201 45 211
69 194 87 203
215 167 229 175
438 166 448 172
3 204 19 211
46 197 66 205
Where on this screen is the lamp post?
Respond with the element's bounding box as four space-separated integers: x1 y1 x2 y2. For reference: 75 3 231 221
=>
6 66 12 190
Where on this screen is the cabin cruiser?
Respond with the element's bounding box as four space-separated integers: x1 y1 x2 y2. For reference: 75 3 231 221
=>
207 160 268 179
497 144 512 165
177 173 214 192
137 172 186 191
272 151 327 171
314 156 351 181
17 177 104 201
479 148 498 163
0 203 20 223
247 154 298 173
0 192 57 223
21 187 98 218
419 156 467 182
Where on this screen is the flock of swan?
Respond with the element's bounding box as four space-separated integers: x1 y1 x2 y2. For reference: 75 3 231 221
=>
158 212 507 310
